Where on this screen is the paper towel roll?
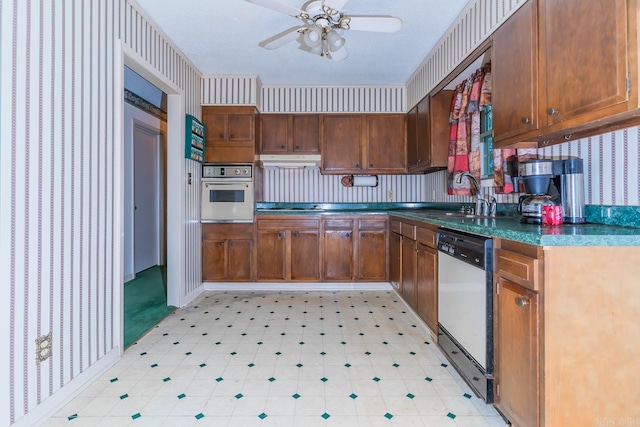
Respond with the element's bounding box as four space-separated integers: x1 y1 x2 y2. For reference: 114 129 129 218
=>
353 175 378 187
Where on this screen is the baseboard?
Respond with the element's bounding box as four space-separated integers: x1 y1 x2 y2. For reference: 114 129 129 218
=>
12 347 121 427
203 282 393 291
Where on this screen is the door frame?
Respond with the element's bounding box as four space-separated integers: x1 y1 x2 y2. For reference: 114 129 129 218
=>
115 42 186 353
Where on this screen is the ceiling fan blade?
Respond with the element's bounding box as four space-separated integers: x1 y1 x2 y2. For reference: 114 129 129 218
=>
323 0 349 11
344 16 402 33
260 26 305 49
328 45 348 61
247 0 305 18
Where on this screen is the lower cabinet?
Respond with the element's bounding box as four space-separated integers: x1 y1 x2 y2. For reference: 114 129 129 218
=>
389 220 402 292
256 217 320 281
390 216 438 334
322 215 388 281
495 277 539 427
202 223 254 281
416 241 437 333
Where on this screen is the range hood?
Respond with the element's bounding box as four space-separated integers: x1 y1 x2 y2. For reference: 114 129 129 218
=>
258 154 321 169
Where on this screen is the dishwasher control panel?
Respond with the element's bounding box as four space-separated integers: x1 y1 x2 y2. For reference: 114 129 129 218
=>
437 229 491 269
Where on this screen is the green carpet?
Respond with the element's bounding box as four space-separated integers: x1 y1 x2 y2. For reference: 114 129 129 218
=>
124 265 176 348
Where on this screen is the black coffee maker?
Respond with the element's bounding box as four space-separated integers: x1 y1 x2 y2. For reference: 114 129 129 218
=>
517 158 585 224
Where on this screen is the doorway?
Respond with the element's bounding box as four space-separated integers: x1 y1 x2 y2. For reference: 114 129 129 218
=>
133 124 163 273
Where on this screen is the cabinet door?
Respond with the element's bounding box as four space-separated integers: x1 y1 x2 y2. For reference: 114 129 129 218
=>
416 96 432 167
228 239 253 281
365 115 406 173
291 230 320 280
401 238 417 309
416 243 437 333
406 106 419 171
261 115 289 153
227 114 254 141
357 229 387 281
291 115 320 153
541 0 628 125
492 0 539 144
257 230 286 281
323 229 354 281
389 232 402 292
202 239 226 281
321 115 362 173
495 278 539 427
202 110 227 142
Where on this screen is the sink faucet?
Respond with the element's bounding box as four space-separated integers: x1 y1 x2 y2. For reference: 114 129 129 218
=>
456 172 489 215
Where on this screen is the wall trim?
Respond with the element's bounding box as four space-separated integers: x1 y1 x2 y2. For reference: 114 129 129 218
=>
12 348 121 427
203 282 393 291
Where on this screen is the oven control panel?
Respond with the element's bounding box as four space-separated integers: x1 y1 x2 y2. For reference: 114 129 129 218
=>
203 164 252 179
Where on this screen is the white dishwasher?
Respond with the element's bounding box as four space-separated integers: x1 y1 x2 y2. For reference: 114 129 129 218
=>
437 228 494 403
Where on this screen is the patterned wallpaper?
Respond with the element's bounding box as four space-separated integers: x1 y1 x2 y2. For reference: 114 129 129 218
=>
0 0 201 425
261 125 640 207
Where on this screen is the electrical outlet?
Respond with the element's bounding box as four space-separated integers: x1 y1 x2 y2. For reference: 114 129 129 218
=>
35 332 52 364
387 190 393 201
432 190 436 201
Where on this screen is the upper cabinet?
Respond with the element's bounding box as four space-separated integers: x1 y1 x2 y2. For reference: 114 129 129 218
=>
406 91 452 174
321 114 406 174
260 114 320 154
492 0 539 142
202 106 257 163
492 0 640 148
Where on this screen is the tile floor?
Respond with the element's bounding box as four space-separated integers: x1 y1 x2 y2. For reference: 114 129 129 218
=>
44 290 509 426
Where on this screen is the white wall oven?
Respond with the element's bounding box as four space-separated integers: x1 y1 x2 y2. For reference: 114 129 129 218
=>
201 164 253 222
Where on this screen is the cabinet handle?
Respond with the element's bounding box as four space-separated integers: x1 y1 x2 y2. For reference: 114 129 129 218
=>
292 231 299 238
522 117 530 124
355 163 360 168
230 242 235 247
219 242 224 246
281 145 285 149
278 232 285 238
295 145 300 149
369 163 374 167
516 297 529 307
230 133 235 138
547 108 558 116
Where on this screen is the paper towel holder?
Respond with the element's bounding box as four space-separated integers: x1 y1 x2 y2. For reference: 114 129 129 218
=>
341 175 379 187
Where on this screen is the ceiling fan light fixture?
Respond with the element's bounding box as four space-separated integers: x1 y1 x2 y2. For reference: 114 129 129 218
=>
303 24 322 48
325 29 345 52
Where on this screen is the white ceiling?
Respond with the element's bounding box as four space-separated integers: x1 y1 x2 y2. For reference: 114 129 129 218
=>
134 0 471 86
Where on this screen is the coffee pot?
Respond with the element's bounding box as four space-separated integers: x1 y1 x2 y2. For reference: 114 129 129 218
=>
517 194 554 224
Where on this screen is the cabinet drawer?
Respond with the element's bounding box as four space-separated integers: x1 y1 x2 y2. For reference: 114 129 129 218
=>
359 218 387 230
257 218 320 230
390 219 401 234
416 227 436 248
324 219 353 230
202 223 253 240
401 223 416 240
496 248 540 291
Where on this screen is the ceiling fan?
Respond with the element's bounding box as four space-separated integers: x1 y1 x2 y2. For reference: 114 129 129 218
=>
247 0 402 61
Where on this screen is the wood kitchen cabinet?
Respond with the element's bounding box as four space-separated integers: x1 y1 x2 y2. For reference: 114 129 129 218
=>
493 239 640 426
260 114 320 154
355 217 388 281
415 226 438 334
202 223 254 281
256 216 320 281
492 0 640 148
201 106 257 163
492 0 539 143
322 215 388 282
322 218 354 281
406 91 452 173
389 219 402 292
400 223 417 309
321 114 406 174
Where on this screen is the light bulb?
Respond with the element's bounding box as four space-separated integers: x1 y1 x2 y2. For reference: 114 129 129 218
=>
325 29 345 52
303 25 322 48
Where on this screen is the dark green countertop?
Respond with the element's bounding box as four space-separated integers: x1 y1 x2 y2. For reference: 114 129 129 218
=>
255 202 640 246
